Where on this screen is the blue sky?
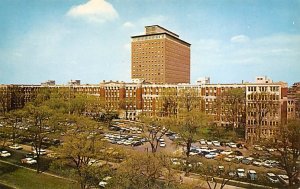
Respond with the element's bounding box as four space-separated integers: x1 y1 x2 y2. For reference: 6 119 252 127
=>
0 0 299 85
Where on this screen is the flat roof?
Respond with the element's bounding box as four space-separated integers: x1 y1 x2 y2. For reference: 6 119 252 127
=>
131 32 191 46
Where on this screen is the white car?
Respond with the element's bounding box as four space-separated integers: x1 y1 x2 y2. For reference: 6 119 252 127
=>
228 142 237 148
0 151 11 157
263 160 273 168
159 142 166 147
221 150 233 155
205 152 218 159
9 144 23 150
171 158 181 165
206 140 212 145
277 174 289 185
247 170 257 181
212 141 220 146
199 139 206 145
253 159 263 166
21 157 37 164
223 157 232 162
267 173 279 183
33 149 47 155
99 176 112 188
236 169 246 178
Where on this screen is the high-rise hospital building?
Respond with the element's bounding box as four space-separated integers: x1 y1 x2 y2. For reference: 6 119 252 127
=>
131 25 190 84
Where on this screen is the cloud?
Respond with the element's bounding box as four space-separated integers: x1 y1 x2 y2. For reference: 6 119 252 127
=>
230 35 250 43
67 0 118 23
123 21 135 28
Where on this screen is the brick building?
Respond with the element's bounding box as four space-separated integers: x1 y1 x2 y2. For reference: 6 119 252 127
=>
131 25 190 84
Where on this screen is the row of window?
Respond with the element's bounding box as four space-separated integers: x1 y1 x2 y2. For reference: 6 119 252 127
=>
247 86 279 92
132 35 165 42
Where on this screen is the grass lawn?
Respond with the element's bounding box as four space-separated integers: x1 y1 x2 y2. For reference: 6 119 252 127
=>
0 162 79 189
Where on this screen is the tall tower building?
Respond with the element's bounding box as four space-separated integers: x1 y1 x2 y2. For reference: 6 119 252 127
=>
131 25 191 84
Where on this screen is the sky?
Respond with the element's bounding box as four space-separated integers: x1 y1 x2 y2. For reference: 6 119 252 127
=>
0 0 299 86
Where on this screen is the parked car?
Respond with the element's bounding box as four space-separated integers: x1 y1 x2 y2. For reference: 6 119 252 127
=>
277 174 289 185
206 140 212 145
9 144 23 150
228 142 237 148
199 139 206 145
247 170 257 181
25 153 37 158
159 142 166 147
236 169 246 178
21 157 37 164
212 141 221 146
190 148 201 156
32 149 47 155
242 157 254 165
132 141 143 146
221 150 233 155
263 160 273 168
266 172 279 183
253 159 264 166
99 176 112 188
228 171 236 177
205 152 218 159
171 158 181 165
224 157 233 162
0 151 11 157
254 145 264 151
234 156 244 162
233 150 243 156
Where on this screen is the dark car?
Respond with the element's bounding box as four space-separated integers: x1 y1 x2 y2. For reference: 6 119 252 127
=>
233 150 243 156
132 141 143 146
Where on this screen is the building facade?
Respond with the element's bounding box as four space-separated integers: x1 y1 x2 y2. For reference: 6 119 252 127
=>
131 25 191 84
0 77 291 142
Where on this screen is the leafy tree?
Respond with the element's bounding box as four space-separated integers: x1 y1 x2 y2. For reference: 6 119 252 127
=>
139 115 173 153
110 152 175 189
5 109 26 144
160 88 178 117
24 103 53 173
118 98 135 120
171 88 210 174
56 115 110 189
265 119 300 188
216 88 245 131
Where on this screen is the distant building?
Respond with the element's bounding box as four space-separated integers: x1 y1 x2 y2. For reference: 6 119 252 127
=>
131 25 191 84
197 77 210 85
255 76 273 84
68 80 81 85
41 80 55 86
287 82 300 119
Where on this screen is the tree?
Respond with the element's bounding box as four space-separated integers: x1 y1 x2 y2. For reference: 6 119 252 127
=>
6 109 26 144
56 115 110 189
24 103 53 173
172 88 210 174
198 159 234 189
110 152 177 189
216 88 245 131
160 88 178 117
265 119 300 188
139 115 173 153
